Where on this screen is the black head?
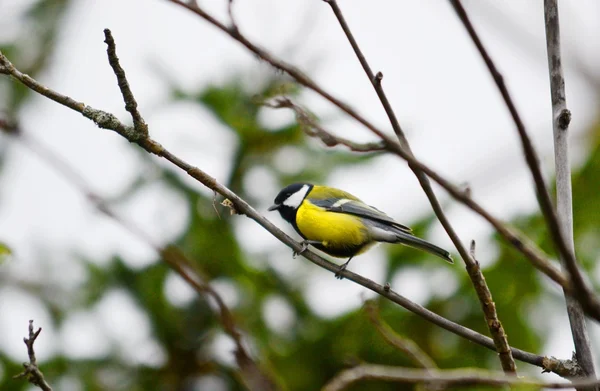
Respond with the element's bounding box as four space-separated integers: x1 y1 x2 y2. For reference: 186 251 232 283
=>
268 183 313 223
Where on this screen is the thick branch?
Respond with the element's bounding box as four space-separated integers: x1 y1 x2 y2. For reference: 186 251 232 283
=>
544 0 597 385
323 364 600 391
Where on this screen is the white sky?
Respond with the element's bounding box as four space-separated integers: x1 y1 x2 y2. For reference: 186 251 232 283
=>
0 0 599 385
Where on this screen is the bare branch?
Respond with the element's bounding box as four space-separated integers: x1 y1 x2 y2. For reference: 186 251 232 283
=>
323 364 600 391
324 0 517 374
1 30 570 294
323 0 473 271
0 37 579 376
265 98 388 152
103 29 148 137
227 0 239 34
0 111 551 373
468 241 516 374
543 0 597 385
13 320 53 391
163 0 579 298
447 0 600 319
364 301 437 370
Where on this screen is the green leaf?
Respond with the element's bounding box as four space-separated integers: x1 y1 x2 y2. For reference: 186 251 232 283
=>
0 241 12 264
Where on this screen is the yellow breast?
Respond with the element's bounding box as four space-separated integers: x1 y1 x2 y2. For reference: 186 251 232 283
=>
296 200 370 255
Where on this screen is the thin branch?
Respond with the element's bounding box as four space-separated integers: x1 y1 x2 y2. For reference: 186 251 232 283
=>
0 42 577 375
103 29 148 137
227 0 239 34
543 0 597 385
468 241 516 374
364 301 437 370
448 0 600 318
323 0 473 276
265 98 388 152
323 364 600 391
13 320 53 391
164 0 579 299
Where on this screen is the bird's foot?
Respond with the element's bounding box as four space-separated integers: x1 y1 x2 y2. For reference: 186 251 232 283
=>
334 263 347 280
334 257 353 279
293 240 320 258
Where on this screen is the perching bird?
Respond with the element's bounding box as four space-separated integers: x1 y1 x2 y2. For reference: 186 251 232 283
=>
268 183 452 278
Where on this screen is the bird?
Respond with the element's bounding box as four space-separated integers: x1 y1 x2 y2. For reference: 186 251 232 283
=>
268 183 453 278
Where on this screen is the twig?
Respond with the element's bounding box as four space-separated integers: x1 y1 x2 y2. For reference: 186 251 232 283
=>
103 29 148 138
323 364 600 391
164 0 579 298
468 241 516 374
323 0 473 273
447 0 600 318
364 302 437 369
0 45 577 375
543 0 597 386
265 98 388 152
13 320 53 391
227 0 239 34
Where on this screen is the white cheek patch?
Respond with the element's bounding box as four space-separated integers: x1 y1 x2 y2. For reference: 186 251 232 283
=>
283 185 310 208
332 199 352 208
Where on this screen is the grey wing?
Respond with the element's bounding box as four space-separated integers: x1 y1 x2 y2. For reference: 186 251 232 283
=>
311 198 412 233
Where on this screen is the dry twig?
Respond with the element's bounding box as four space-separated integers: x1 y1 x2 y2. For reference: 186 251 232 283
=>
13 320 53 391
468 241 516 374
265 98 388 152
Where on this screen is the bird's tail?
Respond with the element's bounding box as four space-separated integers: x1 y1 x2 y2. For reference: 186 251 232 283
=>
393 230 453 264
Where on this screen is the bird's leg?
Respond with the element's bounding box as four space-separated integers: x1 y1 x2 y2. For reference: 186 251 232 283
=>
335 256 354 280
293 240 321 258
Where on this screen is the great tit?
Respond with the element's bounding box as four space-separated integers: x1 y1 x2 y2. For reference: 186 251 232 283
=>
268 183 453 277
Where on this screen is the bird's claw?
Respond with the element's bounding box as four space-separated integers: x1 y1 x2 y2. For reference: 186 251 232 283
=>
293 241 310 258
334 263 347 280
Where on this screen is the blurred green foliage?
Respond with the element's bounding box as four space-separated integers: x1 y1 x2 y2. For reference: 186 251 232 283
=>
1 1 600 391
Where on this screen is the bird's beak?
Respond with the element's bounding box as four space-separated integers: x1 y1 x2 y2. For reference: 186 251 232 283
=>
267 204 280 211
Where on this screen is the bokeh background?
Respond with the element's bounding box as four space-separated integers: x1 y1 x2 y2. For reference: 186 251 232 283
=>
1 0 600 390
